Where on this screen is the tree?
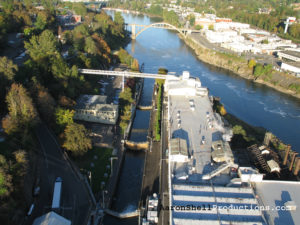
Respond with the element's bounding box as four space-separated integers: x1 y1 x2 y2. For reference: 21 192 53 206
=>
0 154 12 199
119 87 133 107
0 167 12 198
35 13 47 31
34 82 56 122
73 3 87 17
84 37 98 55
25 30 59 62
208 24 214 30
253 64 264 77
261 39 269 44
2 84 38 135
0 57 18 107
55 107 74 129
0 56 18 81
188 14 195 27
63 123 92 156
195 25 203 30
114 12 124 27
288 24 300 39
131 59 139 71
163 10 180 27
233 125 247 137
248 59 256 69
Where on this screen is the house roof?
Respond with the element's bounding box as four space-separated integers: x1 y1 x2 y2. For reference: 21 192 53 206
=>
75 95 107 110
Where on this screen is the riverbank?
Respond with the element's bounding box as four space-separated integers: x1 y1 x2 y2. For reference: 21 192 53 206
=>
213 98 299 179
180 34 300 99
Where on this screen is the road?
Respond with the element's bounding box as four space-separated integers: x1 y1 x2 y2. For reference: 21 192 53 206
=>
24 123 92 225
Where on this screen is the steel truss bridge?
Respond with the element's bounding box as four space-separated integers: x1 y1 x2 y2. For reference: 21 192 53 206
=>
128 22 201 39
78 69 178 80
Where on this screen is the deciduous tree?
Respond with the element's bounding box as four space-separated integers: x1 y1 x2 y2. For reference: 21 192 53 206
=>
2 84 38 135
0 57 18 81
25 29 59 62
55 107 74 129
63 123 92 156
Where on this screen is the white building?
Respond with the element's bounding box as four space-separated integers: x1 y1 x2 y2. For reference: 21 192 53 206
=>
278 51 300 62
74 95 118 125
164 71 208 96
214 22 250 31
205 30 241 43
280 62 300 74
221 42 252 53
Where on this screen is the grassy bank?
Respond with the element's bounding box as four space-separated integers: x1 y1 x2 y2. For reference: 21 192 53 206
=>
73 147 112 195
154 82 163 141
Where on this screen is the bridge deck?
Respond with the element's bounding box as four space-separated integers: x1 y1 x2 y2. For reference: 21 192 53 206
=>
78 69 178 80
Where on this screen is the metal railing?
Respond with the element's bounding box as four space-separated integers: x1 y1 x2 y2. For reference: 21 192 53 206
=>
78 69 178 80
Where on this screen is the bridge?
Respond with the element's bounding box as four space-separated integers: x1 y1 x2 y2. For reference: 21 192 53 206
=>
78 69 179 80
137 105 152 110
128 22 201 39
124 140 148 151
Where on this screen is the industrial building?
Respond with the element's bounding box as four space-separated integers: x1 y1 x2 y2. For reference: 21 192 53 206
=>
278 50 300 75
165 71 300 225
74 95 118 125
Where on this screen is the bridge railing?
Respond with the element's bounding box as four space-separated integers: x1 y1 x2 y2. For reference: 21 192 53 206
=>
78 69 179 80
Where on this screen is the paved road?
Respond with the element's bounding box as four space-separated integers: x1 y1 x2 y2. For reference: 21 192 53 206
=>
25 123 92 225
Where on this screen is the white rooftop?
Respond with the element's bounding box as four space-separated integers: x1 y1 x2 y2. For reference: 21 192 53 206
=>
166 73 267 225
255 180 300 225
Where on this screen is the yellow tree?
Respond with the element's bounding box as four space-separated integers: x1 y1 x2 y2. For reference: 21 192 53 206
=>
2 84 38 135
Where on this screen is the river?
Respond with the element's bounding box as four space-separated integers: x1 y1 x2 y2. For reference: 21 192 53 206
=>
107 10 300 152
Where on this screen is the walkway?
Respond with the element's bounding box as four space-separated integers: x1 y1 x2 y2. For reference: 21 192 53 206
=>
78 69 178 80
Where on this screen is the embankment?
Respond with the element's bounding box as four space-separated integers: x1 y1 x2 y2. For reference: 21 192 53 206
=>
182 35 300 99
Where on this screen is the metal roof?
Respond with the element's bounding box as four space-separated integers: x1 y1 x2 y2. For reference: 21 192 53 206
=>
170 138 188 156
75 95 107 110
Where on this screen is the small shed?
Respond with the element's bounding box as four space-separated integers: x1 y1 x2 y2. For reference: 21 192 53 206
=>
267 160 281 173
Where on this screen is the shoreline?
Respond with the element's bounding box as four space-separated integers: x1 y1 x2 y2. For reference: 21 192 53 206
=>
180 35 300 100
